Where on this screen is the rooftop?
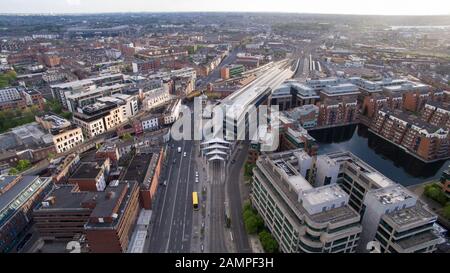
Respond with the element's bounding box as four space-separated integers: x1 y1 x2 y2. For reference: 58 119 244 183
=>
257 149 360 224
383 201 436 229
70 161 105 180
372 185 415 206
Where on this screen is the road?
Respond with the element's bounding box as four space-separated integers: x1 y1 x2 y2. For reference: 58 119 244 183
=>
198 47 241 89
147 138 197 253
208 160 228 252
147 101 200 253
226 142 251 253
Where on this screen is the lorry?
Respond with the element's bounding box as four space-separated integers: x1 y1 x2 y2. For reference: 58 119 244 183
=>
178 147 181 153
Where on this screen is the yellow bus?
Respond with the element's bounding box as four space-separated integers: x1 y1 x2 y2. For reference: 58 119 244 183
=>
192 192 199 210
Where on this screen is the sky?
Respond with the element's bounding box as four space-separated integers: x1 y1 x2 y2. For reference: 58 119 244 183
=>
0 0 449 15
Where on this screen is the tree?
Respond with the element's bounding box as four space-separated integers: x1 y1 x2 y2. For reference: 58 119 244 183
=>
424 184 449 206
255 214 264 231
16 159 31 172
122 133 133 141
259 230 279 253
443 204 450 220
243 209 255 221
244 216 260 234
8 167 18 175
243 200 252 212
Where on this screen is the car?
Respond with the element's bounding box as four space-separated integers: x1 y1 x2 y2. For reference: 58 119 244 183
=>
195 171 199 177
231 159 236 164
195 177 199 183
173 159 176 164
163 180 167 186
200 244 204 252
183 152 187 157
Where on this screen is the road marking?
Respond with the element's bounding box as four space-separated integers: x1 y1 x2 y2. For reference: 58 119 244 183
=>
157 144 176 227
181 142 194 248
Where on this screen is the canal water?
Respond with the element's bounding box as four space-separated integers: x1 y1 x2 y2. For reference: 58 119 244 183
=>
309 124 449 186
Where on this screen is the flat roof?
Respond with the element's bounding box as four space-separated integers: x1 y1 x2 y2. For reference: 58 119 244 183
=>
384 202 436 228
302 184 347 206
70 162 103 180
50 73 124 89
34 185 95 210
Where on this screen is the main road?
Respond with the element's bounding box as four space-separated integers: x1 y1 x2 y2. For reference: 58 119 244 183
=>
147 105 198 253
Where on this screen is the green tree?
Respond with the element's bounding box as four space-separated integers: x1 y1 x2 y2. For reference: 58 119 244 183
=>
443 204 450 220
244 215 259 234
243 209 255 221
259 230 279 253
424 184 449 206
16 159 31 172
8 167 18 175
122 133 133 141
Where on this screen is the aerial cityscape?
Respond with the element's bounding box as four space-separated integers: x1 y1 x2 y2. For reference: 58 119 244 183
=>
1 0 450 262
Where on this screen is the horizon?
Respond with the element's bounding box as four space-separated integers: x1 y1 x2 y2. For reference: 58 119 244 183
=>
0 0 449 16
1 11 450 17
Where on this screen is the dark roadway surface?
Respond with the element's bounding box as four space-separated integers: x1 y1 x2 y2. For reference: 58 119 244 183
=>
226 142 252 253
148 138 197 253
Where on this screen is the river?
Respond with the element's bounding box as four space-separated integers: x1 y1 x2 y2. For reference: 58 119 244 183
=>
309 124 449 186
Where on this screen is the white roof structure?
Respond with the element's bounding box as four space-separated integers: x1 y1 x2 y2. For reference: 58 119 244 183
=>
206 149 228 156
208 155 226 161
201 143 229 150
201 137 231 146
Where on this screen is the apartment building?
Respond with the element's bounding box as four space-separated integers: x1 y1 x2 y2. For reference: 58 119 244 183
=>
317 98 358 127
221 64 245 80
360 185 442 253
362 94 389 118
51 73 126 109
421 102 450 129
66 83 128 113
251 149 362 253
271 80 320 111
73 102 124 138
283 104 319 129
68 158 110 192
163 99 181 125
371 109 450 162
315 151 396 214
36 113 84 154
22 89 45 110
97 93 139 121
142 85 171 111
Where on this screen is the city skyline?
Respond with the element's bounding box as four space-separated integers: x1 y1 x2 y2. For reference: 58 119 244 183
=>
0 0 450 16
